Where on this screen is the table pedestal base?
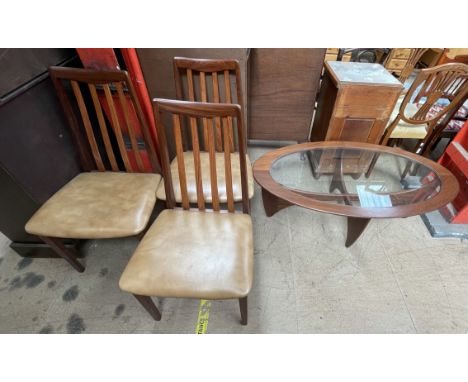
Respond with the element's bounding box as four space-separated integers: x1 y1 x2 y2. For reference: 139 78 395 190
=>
346 217 371 247
262 188 293 217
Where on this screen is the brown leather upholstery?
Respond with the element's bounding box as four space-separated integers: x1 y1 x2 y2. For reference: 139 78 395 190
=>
156 152 254 203
25 172 161 239
119 209 254 299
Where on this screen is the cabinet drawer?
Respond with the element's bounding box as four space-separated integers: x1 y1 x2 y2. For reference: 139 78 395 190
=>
386 58 407 70
391 49 412 59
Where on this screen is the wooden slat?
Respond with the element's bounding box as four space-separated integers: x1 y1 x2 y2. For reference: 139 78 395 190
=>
187 69 196 101
173 114 190 210
190 114 205 210
200 71 210 151
207 118 220 211
223 70 235 152
212 72 223 151
103 84 133 172
115 82 145 172
222 117 235 212
235 111 250 214
88 84 119 171
70 80 105 171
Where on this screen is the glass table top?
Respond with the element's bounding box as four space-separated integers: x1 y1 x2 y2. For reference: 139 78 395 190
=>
269 147 441 209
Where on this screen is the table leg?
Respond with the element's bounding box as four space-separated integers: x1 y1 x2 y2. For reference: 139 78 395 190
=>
345 217 371 247
262 188 293 217
306 150 321 179
329 149 351 205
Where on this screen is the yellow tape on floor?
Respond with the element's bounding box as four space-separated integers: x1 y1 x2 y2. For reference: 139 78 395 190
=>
196 299 211 334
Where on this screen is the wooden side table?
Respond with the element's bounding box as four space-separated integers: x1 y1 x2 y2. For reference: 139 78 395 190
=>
310 61 403 174
311 61 403 144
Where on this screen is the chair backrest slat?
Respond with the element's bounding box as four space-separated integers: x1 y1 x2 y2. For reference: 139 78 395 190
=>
223 70 235 153
173 114 190 210
212 72 223 151
207 117 220 211
88 84 119 171
115 82 145 172
153 99 250 214
199 71 210 151
222 116 235 212
103 84 133 172
190 115 205 210
70 80 105 171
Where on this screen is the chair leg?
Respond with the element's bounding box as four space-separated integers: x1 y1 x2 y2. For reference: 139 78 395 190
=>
133 294 161 321
239 297 248 326
39 236 85 273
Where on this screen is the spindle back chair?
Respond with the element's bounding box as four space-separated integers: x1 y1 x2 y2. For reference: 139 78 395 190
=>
154 98 250 214
49 66 161 174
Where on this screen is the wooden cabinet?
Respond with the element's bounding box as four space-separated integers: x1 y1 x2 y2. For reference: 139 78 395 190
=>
248 48 325 141
384 48 412 76
310 61 403 173
0 49 82 256
309 61 403 174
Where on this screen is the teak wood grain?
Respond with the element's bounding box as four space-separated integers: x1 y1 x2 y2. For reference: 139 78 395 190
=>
248 48 325 141
153 99 250 214
253 141 459 219
49 66 161 174
311 61 403 143
173 57 245 150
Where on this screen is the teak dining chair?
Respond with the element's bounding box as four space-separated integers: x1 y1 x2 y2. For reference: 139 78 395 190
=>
155 57 254 205
25 67 162 272
381 63 468 155
119 99 253 325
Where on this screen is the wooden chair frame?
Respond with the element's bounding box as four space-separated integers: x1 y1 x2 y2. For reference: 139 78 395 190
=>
155 98 250 214
36 67 162 272
49 66 161 174
173 57 245 150
130 98 251 324
381 63 468 155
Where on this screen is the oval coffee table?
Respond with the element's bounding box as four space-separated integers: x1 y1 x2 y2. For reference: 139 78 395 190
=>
253 141 459 247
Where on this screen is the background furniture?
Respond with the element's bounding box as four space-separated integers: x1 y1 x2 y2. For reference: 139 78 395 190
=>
136 48 249 128
381 63 468 156
310 61 403 145
384 48 428 82
253 141 459 247
119 99 253 325
0 48 82 257
248 48 325 141
437 48 468 65
25 67 162 272
420 48 444 68
337 48 390 63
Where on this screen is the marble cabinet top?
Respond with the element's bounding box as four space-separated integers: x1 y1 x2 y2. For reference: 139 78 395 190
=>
327 61 402 86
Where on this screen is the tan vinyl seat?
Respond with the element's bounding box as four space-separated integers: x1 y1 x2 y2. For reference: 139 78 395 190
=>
25 172 161 239
119 209 253 299
156 151 254 203
388 97 428 139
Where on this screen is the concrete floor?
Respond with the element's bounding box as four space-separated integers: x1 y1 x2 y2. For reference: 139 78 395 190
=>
0 146 467 333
